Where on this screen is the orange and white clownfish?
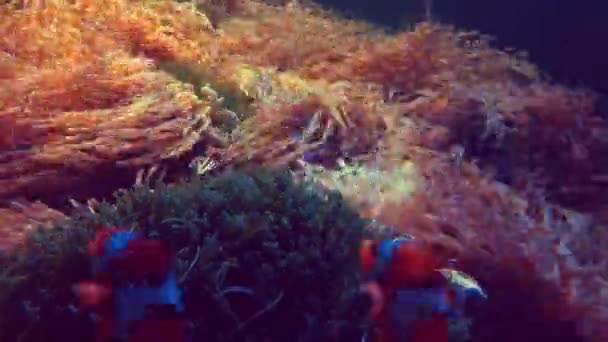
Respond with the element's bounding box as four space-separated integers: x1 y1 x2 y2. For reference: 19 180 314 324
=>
359 237 486 342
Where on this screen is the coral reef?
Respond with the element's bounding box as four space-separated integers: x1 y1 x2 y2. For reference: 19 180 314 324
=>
0 0 606 341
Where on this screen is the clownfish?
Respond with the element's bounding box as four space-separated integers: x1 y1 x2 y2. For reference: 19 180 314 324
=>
74 227 186 342
359 237 486 342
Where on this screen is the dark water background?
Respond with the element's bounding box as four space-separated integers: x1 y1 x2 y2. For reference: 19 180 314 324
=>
313 0 608 95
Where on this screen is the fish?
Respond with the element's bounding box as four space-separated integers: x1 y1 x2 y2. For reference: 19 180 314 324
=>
437 268 487 300
359 237 487 342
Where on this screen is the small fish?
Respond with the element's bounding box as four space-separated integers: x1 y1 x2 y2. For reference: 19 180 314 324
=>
437 268 487 299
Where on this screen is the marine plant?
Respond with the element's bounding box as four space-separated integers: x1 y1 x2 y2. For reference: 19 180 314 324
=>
301 159 420 218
